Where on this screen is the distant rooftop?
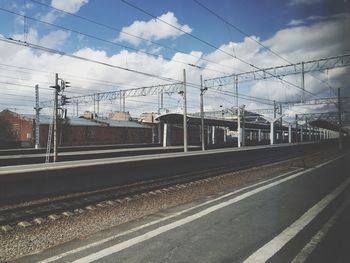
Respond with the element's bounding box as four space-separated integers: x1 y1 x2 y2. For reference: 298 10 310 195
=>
18 112 150 129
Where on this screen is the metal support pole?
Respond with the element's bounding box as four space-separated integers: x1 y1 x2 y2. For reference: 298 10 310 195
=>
280 103 283 143
119 90 122 112
301 61 305 103
183 69 188 152
270 121 274 145
237 115 241 148
338 87 343 150
97 93 100 119
207 126 210 145
163 123 168 147
76 100 79 117
212 126 216 145
301 126 304 142
234 75 238 108
53 73 59 163
93 94 96 118
122 91 126 112
34 84 41 149
288 124 292 143
273 100 276 143
200 75 206 151
295 114 298 143
242 105 245 147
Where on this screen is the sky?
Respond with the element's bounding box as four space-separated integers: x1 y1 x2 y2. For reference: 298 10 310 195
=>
0 0 349 127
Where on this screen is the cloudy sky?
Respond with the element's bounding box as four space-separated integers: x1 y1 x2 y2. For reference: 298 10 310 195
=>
0 0 349 125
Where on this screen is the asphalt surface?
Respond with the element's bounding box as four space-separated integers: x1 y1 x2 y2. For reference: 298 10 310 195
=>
14 151 350 263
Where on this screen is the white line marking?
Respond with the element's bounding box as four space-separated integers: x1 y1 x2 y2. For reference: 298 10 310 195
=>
291 196 350 263
39 154 345 263
71 156 346 263
38 169 301 263
243 178 350 263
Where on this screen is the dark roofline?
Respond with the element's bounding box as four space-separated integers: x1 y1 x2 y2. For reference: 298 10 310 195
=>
156 113 282 130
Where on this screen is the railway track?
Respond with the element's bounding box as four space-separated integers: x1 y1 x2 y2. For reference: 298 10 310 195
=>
0 152 304 228
0 143 333 230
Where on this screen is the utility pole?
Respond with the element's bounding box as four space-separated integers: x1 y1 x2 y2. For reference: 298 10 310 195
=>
235 75 241 148
242 105 245 147
295 114 298 143
157 90 162 145
272 100 276 144
122 91 126 112
119 90 122 112
34 84 41 149
182 69 188 152
93 94 96 118
301 62 305 103
234 75 238 108
97 93 100 119
53 73 59 163
279 102 283 143
237 108 241 148
49 73 70 163
76 100 79 117
200 75 207 151
338 87 343 150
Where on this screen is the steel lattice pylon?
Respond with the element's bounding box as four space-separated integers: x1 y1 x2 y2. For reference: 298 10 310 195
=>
40 82 183 108
204 54 350 87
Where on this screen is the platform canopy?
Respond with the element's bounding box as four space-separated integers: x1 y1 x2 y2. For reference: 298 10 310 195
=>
156 113 275 130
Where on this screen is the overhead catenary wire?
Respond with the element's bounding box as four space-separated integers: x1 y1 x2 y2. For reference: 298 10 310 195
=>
191 0 336 95
28 0 241 75
0 7 232 76
120 0 323 100
0 35 307 116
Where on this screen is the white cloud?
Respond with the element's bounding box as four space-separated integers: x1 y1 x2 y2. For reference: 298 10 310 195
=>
36 0 88 24
287 19 305 26
39 30 71 49
200 14 349 123
118 12 192 46
287 13 349 27
0 13 349 126
38 10 62 23
288 0 323 6
263 16 350 62
51 0 88 13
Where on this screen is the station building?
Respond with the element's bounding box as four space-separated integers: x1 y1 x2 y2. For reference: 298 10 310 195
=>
0 110 152 147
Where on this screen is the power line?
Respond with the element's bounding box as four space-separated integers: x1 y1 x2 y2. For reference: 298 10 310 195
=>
0 63 140 90
28 0 240 75
192 0 336 95
0 36 289 116
0 7 232 76
120 0 321 99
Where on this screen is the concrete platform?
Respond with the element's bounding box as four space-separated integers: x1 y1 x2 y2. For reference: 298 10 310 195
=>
0 141 337 203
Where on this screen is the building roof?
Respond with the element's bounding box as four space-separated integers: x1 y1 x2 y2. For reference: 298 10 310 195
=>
102 119 150 128
16 112 149 129
156 113 277 130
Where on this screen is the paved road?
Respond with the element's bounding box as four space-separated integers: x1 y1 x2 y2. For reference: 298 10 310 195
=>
17 152 350 263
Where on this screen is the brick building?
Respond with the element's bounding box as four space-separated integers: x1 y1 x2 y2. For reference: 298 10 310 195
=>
0 110 153 147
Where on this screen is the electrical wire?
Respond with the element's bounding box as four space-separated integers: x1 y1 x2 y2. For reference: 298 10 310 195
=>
28 0 241 75
191 0 336 95
0 7 232 76
120 0 322 99
0 36 307 117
